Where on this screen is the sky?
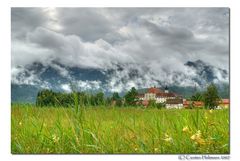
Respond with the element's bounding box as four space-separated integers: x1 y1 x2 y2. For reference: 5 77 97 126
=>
11 8 229 92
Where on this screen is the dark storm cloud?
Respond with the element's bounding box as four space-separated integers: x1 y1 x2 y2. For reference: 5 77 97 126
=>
57 8 115 41
11 8 229 90
11 8 48 39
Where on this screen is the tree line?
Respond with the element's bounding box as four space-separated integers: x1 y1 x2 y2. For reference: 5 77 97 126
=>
36 83 223 109
189 83 222 109
36 87 140 108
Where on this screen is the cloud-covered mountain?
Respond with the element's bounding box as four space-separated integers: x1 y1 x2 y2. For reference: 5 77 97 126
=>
11 59 229 102
11 8 229 102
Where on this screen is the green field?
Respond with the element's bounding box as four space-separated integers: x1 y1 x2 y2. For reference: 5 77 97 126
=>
11 104 229 154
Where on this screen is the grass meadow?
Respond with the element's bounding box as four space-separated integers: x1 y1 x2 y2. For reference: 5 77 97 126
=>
11 104 229 154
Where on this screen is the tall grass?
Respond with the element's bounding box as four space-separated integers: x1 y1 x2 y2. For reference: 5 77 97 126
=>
11 104 229 154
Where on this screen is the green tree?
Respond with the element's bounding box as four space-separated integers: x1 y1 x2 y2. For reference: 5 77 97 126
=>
203 83 221 109
36 89 56 107
111 92 122 107
190 92 203 101
156 102 165 109
124 87 138 106
36 89 112 107
148 99 157 108
112 92 120 101
95 92 104 105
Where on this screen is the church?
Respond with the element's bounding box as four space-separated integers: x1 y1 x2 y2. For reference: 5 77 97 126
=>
137 87 183 109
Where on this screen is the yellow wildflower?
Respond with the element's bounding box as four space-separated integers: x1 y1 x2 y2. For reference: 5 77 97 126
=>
190 130 206 145
204 112 208 120
164 137 173 142
196 130 201 136
154 148 158 152
163 133 173 143
182 126 189 132
191 134 196 140
197 138 206 145
52 134 60 143
209 109 213 114
19 121 22 126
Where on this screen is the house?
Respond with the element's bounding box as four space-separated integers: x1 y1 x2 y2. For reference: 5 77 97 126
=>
183 100 204 108
166 99 183 109
183 99 230 109
137 86 183 108
218 99 230 109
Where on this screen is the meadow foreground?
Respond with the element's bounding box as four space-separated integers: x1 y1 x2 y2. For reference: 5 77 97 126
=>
11 105 229 154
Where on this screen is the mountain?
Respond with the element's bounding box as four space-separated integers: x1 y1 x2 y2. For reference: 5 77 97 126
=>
184 60 228 86
11 60 229 103
11 84 40 103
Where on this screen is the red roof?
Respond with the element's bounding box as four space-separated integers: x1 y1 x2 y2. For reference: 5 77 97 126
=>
183 101 190 106
147 87 162 94
220 99 229 104
183 101 204 107
193 101 204 106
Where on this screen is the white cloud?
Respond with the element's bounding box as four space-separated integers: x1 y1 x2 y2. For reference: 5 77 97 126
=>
11 40 53 67
76 80 101 91
11 8 229 91
11 66 40 85
50 64 70 78
61 84 71 93
11 66 51 89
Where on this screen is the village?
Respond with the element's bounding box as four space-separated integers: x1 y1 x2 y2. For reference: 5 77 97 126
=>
137 87 229 109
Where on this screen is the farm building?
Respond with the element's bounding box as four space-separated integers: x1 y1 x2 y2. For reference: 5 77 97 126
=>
183 99 230 109
183 101 204 108
166 99 183 109
137 87 183 108
218 99 230 109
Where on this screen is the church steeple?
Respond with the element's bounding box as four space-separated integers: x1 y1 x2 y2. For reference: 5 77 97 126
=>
164 86 169 93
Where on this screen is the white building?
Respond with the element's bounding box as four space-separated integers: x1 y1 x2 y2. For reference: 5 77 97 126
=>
137 87 183 108
165 99 184 109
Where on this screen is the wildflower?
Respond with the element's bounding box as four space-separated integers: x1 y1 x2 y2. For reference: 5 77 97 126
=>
191 130 201 139
209 109 213 114
190 130 206 145
52 134 60 143
196 130 201 137
182 126 189 132
204 112 208 120
163 133 173 143
19 121 22 126
134 147 138 151
191 134 196 140
154 148 158 152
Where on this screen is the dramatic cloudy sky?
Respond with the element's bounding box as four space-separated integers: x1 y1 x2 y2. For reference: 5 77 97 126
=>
11 8 229 92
